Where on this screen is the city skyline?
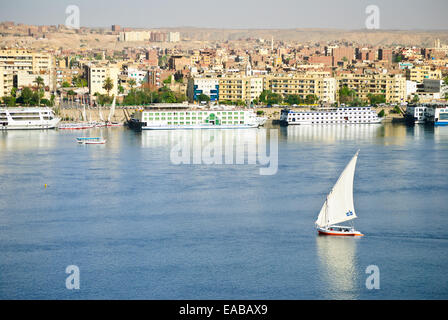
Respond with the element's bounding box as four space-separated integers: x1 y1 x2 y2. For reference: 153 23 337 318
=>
1 0 448 30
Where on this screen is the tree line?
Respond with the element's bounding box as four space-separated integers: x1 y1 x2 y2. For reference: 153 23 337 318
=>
1 76 56 107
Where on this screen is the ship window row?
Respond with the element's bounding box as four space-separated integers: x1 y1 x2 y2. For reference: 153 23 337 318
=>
7 117 42 120
145 111 244 116
291 111 372 116
290 115 374 118
307 120 373 124
145 116 241 120
290 117 375 121
292 116 373 120
155 121 242 125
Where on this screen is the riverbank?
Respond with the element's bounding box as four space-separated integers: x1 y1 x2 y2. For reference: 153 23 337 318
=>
58 107 135 123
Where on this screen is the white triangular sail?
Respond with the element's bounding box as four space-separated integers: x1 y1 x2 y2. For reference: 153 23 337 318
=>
82 104 87 122
99 105 104 122
315 150 359 227
108 96 116 122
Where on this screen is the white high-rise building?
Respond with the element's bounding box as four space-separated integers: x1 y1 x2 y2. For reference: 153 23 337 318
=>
168 32 180 42
88 65 119 96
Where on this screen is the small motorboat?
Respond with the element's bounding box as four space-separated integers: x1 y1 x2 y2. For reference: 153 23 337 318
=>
76 137 106 144
315 150 364 237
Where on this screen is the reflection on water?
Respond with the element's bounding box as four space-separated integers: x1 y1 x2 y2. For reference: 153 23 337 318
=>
284 123 448 146
0 130 59 150
0 127 128 151
140 128 274 149
284 124 383 143
433 126 448 143
316 236 359 300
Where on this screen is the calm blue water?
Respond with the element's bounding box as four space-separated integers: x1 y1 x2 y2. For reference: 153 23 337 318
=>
0 123 447 299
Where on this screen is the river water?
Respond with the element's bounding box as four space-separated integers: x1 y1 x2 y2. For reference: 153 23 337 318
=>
0 123 447 299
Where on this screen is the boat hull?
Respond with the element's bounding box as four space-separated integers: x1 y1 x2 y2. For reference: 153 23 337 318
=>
1 125 57 130
142 124 259 130
317 227 364 237
77 140 106 144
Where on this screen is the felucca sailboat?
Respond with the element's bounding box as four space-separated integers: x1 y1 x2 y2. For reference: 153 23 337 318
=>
315 150 364 237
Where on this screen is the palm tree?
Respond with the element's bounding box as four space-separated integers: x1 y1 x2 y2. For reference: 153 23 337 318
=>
128 79 137 104
34 76 45 106
103 77 114 97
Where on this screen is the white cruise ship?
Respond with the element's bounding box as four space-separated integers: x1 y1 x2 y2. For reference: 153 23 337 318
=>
424 105 448 126
130 108 266 130
0 107 61 130
280 106 381 125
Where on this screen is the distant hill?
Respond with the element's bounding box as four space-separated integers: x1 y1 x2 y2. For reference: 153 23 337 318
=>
2 26 448 49
166 27 448 46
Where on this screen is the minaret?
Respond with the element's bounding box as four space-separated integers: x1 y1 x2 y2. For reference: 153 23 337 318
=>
271 36 274 52
246 61 252 76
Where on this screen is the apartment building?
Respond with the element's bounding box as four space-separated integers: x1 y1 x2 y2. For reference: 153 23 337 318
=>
0 67 14 98
150 32 167 42
0 49 54 73
118 31 151 42
218 77 247 103
187 77 219 102
127 68 148 86
87 65 119 96
218 76 264 103
337 73 407 104
332 47 355 65
264 74 337 103
406 65 442 83
168 56 190 71
55 68 81 87
167 32 180 43
378 48 393 63
16 70 51 88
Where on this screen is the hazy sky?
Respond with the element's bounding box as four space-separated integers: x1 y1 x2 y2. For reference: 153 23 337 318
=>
1 0 448 30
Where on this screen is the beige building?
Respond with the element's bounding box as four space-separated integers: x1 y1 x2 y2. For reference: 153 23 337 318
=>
406 66 442 83
16 70 52 88
0 67 14 98
88 65 119 96
218 76 264 103
118 31 151 42
167 32 180 42
0 49 54 73
264 74 337 103
337 73 407 104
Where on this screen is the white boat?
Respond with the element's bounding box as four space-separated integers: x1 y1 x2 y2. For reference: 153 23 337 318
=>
315 150 364 237
76 137 106 144
131 108 266 130
0 107 61 130
423 104 448 126
281 107 381 125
